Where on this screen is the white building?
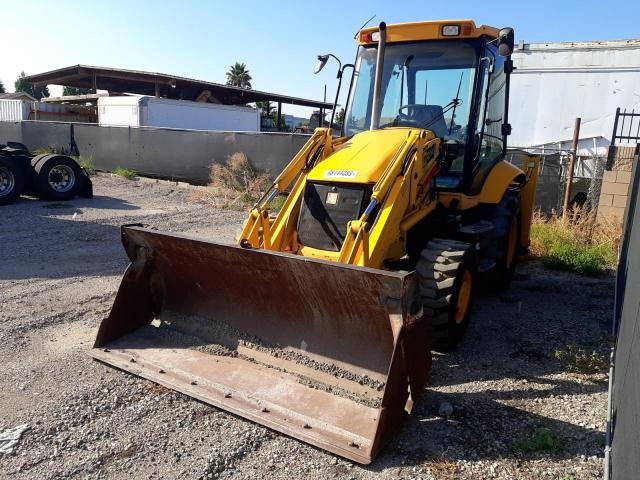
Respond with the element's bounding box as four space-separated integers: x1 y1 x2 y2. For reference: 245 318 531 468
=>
509 38 640 159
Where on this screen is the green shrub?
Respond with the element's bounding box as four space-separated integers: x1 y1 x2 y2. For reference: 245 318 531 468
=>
114 167 136 179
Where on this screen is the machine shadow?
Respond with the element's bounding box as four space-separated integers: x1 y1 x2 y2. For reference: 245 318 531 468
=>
367 262 612 468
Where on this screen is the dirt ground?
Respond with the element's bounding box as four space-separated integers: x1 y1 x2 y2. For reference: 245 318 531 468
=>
0 174 610 479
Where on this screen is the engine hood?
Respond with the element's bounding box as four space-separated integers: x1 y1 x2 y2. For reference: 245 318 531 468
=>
307 128 422 184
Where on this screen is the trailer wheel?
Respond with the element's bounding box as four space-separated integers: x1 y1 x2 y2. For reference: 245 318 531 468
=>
0 157 25 205
416 239 477 352
33 155 82 201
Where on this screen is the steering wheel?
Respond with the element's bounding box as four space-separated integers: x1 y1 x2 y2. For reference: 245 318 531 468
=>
392 104 430 128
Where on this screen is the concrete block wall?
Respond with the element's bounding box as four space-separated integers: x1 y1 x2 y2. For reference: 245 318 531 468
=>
598 146 637 220
0 120 309 185
599 169 631 218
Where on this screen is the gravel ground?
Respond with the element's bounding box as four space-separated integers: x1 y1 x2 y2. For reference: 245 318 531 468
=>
0 174 611 479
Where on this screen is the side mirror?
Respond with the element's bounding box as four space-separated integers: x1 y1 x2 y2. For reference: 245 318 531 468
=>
497 28 514 57
314 54 329 74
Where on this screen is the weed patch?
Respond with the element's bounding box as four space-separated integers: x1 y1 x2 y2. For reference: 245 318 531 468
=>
33 146 57 155
270 194 286 212
555 344 608 374
114 167 136 179
72 155 96 176
510 427 564 454
421 456 458 477
530 208 621 276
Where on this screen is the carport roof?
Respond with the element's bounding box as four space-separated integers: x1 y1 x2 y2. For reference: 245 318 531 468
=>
24 64 333 109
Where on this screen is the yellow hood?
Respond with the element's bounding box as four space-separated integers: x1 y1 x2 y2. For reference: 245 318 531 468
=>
307 128 418 184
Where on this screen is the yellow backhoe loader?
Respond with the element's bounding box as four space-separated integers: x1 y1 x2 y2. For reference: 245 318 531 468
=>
92 19 539 464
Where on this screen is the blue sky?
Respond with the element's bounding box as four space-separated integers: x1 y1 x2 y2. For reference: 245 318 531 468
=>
3 0 639 117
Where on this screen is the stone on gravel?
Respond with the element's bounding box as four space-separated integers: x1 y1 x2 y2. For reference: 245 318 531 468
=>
438 401 454 417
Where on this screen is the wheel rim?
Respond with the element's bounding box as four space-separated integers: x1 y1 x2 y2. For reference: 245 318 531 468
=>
454 270 472 325
0 166 15 197
48 165 76 193
506 217 518 269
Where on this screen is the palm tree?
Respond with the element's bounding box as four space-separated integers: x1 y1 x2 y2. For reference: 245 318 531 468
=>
226 62 252 89
256 101 274 117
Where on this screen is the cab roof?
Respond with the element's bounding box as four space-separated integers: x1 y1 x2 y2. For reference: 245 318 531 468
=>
357 20 499 45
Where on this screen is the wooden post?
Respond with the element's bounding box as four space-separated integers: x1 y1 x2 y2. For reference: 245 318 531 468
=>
563 117 582 217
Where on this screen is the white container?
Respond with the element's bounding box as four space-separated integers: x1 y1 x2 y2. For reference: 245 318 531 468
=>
98 96 260 132
0 99 33 121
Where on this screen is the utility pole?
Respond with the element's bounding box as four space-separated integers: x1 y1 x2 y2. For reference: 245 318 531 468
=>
563 117 581 217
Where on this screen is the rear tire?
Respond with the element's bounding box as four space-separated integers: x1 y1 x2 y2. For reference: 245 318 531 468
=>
416 239 477 352
481 190 521 292
0 157 25 206
32 155 82 201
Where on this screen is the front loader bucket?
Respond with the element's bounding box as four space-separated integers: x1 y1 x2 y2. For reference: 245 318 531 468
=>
91 226 431 463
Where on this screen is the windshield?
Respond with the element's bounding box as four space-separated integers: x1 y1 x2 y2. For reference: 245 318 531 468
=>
344 40 478 141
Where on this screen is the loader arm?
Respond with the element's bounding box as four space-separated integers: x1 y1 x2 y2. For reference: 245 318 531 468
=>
240 127 441 269
238 128 337 250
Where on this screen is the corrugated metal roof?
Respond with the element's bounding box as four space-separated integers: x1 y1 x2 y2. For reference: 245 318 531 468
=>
0 92 37 102
23 65 333 109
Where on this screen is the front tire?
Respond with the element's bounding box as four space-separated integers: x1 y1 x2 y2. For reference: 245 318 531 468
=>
416 239 477 352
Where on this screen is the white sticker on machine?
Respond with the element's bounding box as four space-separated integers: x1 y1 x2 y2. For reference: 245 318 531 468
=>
324 170 357 179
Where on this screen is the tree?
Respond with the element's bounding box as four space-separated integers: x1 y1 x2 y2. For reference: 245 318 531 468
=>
334 108 345 130
63 86 92 96
226 62 252 89
256 100 274 117
14 71 49 100
0 80 5 94
274 112 288 131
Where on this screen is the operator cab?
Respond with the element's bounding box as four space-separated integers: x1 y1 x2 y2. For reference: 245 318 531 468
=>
343 21 514 194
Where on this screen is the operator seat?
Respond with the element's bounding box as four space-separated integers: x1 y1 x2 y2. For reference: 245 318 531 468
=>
409 105 449 138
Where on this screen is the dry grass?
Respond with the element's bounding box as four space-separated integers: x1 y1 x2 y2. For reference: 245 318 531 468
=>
143 382 171 395
424 457 458 476
190 152 270 209
529 206 622 275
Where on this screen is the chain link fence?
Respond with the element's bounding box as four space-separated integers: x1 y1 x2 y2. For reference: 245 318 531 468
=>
507 149 606 214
